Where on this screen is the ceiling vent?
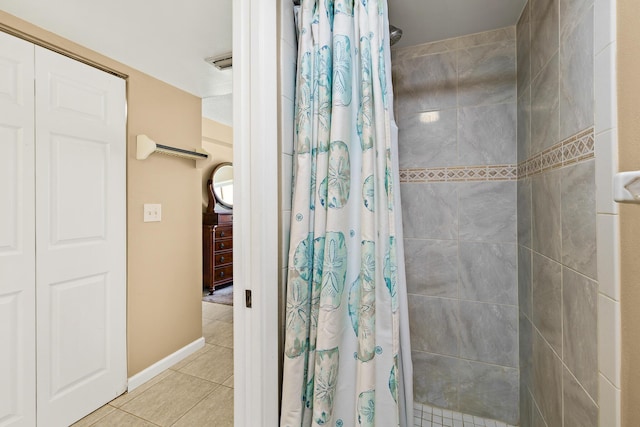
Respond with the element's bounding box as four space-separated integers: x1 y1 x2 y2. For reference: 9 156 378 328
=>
205 53 232 70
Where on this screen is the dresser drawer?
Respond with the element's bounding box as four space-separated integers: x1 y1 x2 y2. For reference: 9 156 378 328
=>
215 251 233 265
214 238 232 251
213 265 233 283
215 225 232 239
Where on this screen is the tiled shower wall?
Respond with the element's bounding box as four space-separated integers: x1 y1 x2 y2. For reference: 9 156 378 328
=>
516 0 600 426
392 28 519 425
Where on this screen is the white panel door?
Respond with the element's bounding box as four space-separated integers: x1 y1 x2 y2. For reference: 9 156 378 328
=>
0 31 36 427
34 46 126 427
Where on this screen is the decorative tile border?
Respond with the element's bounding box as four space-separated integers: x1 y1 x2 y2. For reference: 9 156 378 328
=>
518 127 594 179
399 164 517 183
399 128 594 183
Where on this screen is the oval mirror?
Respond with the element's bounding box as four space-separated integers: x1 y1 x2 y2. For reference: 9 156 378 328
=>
210 162 234 209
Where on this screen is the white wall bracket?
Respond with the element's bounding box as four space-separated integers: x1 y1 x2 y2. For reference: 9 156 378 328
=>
136 134 211 169
614 171 640 203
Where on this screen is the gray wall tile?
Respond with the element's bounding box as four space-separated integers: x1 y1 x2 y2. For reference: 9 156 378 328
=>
563 267 598 399
459 181 517 242
408 295 459 356
531 53 560 154
398 109 458 168
520 382 533 427
518 246 533 318
561 160 597 279
405 238 458 298
559 6 594 140
392 51 457 114
412 351 459 410
532 403 549 427
532 253 562 354
401 183 458 240
532 330 562 427
518 86 532 163
560 0 594 38
458 301 519 367
457 27 516 49
458 103 517 165
530 0 559 78
518 178 532 248
459 242 518 305
519 312 533 389
517 2 532 94
457 40 517 107
532 169 562 261
563 367 598 427
458 360 519 424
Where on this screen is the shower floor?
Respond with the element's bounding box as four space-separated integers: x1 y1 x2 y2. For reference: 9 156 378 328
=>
413 403 517 427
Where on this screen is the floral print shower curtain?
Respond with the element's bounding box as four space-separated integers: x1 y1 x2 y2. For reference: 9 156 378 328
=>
281 0 412 426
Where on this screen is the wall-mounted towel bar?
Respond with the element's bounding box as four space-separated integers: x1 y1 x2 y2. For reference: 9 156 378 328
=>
136 134 211 169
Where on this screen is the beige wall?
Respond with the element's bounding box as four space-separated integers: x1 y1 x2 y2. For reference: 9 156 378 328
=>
201 118 233 210
0 11 203 376
618 0 640 424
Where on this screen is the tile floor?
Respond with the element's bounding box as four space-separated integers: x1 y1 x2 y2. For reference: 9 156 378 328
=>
73 302 234 427
413 403 518 427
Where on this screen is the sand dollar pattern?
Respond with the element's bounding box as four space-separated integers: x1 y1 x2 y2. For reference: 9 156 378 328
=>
295 51 312 154
320 231 348 309
284 234 315 358
315 45 333 153
362 175 375 212
310 150 318 210
389 355 398 403
326 140 351 209
357 36 374 151
355 240 377 361
308 236 325 350
357 390 375 426
384 236 399 312
378 44 388 109
333 35 352 107
324 0 335 27
385 148 393 210
313 347 340 425
335 0 353 15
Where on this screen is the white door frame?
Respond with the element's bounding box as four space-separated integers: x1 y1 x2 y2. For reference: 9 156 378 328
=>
232 0 280 425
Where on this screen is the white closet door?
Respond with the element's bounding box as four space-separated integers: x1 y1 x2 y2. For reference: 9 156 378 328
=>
34 46 126 426
0 31 36 427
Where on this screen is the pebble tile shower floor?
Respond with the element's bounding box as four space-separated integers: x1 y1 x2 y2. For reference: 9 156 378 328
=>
414 403 518 427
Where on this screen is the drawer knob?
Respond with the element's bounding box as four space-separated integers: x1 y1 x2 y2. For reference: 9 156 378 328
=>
220 243 225 248
220 256 225 262
220 231 225 237
220 271 225 278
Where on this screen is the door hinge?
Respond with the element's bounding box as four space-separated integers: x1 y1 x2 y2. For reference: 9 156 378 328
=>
245 289 252 308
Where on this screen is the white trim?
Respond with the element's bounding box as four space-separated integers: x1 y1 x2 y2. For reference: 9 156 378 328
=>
126 337 205 392
233 0 280 425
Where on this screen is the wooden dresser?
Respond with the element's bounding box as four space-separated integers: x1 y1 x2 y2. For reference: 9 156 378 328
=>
203 212 233 294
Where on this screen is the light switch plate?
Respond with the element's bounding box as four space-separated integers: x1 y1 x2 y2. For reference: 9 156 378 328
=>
143 203 162 222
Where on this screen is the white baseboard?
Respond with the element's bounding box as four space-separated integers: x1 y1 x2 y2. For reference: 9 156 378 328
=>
127 337 205 391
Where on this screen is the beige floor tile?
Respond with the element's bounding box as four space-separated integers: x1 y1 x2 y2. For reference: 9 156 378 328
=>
202 302 233 323
169 343 213 371
203 320 233 348
72 404 117 426
177 344 233 385
91 408 157 427
119 371 216 426
110 369 173 408
172 385 233 427
222 375 234 388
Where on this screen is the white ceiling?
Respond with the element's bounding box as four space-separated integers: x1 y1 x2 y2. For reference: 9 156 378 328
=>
0 0 526 123
388 0 527 49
